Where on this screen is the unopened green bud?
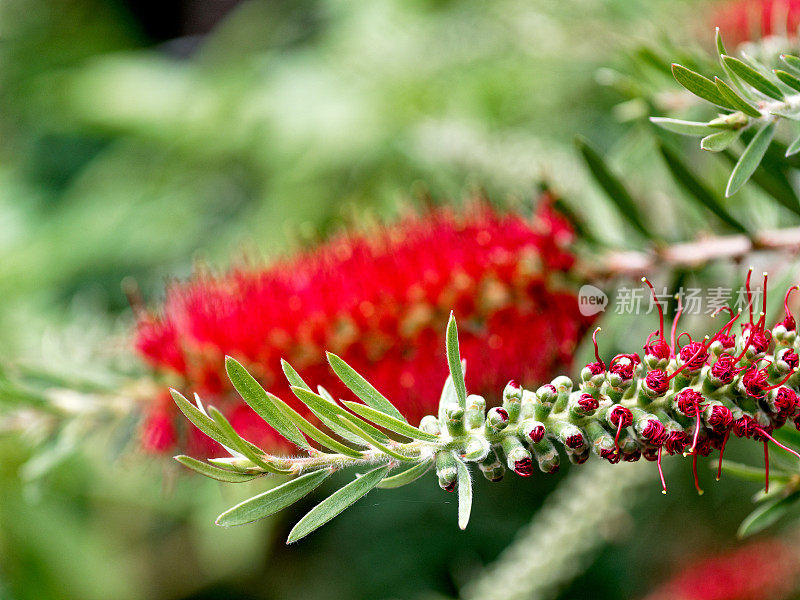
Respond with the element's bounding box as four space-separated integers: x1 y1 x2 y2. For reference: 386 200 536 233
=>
435 452 458 492
478 447 505 482
465 394 486 429
444 403 466 437
462 435 490 462
419 414 441 435
530 437 560 474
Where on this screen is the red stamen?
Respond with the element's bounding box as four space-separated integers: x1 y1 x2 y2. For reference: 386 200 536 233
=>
756 427 800 461
764 440 770 493
763 368 799 392
657 445 667 494
716 430 731 481
591 327 604 368
670 294 683 358
615 420 624 454
642 277 665 342
692 445 703 495
746 267 754 325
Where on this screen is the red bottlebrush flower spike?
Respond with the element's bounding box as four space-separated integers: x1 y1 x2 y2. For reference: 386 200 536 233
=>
135 198 591 454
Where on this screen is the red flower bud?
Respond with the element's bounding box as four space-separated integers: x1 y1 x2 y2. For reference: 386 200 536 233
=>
679 342 709 370
645 369 669 395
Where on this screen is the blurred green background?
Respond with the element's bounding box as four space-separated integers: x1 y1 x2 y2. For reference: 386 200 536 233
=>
0 1 784 599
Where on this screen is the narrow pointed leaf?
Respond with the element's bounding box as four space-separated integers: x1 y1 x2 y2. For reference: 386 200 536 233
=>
291 386 390 444
715 27 728 56
225 357 308 449
575 137 655 238
726 121 776 197
267 392 363 458
781 53 800 74
671 63 735 108
774 69 800 93
738 491 800 538
446 312 467 410
657 143 749 234
716 29 756 99
786 133 800 157
377 460 433 489
701 128 742 152
722 55 784 100
714 78 762 117
438 371 458 423
175 455 261 483
719 460 787 482
335 417 416 461
281 359 312 392
649 117 719 137
216 469 331 526
287 465 390 543
456 457 472 530
326 352 407 423
208 407 292 474
342 401 439 441
171 389 231 448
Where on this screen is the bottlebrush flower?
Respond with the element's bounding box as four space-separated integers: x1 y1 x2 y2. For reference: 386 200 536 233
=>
135 196 592 454
712 0 800 46
641 539 800 600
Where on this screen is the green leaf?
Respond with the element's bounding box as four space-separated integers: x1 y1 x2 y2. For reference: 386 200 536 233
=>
657 143 749 234
281 359 312 392
715 26 727 56
267 392 363 458
714 77 762 117
446 312 467 410
786 133 800 157
648 117 719 137
377 460 433 489
701 128 742 152
216 470 331 526
456 457 472 530
671 63 735 108
738 491 800 538
781 53 800 75
326 352 407 423
722 55 784 100
700 129 741 152
719 460 779 483
726 120 776 197
225 357 308 449
774 69 800 93
175 455 261 483
342 401 440 441
170 389 231 449
716 28 755 99
207 406 291 475
335 418 416 461
289 385 387 446
575 136 655 239
287 465 390 543
438 372 458 423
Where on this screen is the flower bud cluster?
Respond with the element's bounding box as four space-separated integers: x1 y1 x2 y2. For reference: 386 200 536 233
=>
433 275 800 495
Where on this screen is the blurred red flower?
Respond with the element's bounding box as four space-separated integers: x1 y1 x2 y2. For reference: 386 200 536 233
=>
642 539 800 600
135 196 592 455
713 0 800 45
